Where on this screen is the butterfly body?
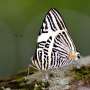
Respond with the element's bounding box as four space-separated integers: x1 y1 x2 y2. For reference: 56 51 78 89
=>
32 8 80 71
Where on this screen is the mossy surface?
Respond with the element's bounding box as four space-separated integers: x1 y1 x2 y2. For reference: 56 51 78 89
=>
71 65 90 86
0 65 90 89
0 66 50 90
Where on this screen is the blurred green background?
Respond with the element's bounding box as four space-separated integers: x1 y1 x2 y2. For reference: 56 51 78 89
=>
0 0 90 77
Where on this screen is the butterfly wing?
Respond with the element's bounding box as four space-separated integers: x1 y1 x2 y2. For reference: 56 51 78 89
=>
32 8 76 70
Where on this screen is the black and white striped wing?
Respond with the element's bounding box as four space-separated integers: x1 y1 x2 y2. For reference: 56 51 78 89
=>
32 8 76 70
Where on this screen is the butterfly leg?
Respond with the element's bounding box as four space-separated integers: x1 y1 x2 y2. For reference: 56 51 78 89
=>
72 60 81 69
42 71 49 81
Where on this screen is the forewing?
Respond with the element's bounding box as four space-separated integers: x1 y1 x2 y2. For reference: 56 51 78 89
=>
51 8 76 51
38 8 76 51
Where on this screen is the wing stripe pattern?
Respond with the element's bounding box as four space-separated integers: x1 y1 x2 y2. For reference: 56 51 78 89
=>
47 15 55 31
53 9 65 29
60 33 71 48
51 10 63 30
32 8 76 70
48 13 57 30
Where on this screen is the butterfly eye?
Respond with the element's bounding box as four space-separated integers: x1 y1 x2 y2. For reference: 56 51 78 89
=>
77 53 80 59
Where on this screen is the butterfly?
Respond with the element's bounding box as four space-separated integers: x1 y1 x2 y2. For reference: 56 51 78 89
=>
31 8 80 71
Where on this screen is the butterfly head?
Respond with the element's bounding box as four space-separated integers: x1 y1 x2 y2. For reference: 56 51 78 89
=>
68 51 80 61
